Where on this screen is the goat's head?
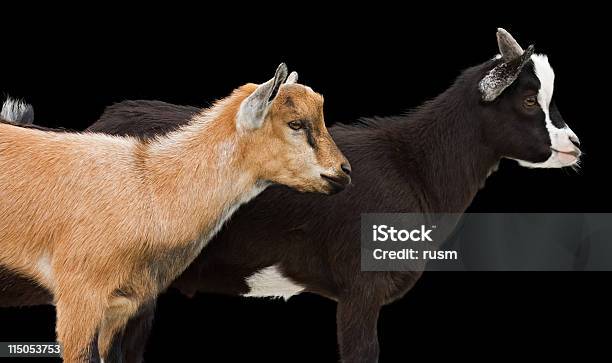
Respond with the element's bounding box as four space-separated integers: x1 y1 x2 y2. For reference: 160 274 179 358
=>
237 63 351 194
478 28 581 168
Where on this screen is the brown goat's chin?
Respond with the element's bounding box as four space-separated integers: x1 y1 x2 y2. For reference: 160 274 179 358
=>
285 181 342 195
320 174 350 194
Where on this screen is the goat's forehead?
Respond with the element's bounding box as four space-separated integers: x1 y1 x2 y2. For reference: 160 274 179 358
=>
275 85 324 115
530 54 555 106
281 84 321 101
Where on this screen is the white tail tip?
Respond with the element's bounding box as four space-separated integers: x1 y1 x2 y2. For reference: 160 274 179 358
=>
1 97 34 124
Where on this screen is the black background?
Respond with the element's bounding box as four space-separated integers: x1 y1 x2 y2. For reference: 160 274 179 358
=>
0 7 610 362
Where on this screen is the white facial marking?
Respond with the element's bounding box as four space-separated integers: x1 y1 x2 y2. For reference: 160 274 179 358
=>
287 125 331 182
514 54 581 169
243 265 304 301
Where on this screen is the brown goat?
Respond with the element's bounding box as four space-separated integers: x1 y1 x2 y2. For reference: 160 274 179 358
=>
0 64 350 362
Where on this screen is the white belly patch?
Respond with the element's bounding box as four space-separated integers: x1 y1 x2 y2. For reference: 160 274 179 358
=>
243 265 304 301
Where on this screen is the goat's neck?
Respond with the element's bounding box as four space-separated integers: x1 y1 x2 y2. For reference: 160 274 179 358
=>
396 90 499 213
143 96 262 244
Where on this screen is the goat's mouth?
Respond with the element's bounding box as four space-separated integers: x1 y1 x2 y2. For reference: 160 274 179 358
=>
552 148 580 157
551 147 581 165
320 174 351 194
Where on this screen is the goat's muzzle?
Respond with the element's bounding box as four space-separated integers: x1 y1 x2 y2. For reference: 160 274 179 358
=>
320 172 351 194
552 146 581 165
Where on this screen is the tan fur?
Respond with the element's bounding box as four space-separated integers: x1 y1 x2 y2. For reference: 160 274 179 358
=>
0 82 348 362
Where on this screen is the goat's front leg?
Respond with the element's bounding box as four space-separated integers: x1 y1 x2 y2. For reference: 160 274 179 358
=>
337 296 381 363
55 295 104 363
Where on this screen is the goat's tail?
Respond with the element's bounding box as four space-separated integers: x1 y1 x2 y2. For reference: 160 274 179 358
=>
1 97 34 124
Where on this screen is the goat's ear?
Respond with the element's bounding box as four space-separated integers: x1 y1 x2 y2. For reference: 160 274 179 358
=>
479 41 535 102
285 71 299 84
497 28 523 62
237 63 289 130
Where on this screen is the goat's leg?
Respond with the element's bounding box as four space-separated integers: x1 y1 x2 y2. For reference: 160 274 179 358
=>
103 326 125 363
86 331 102 363
55 296 104 363
337 296 381 363
98 296 141 363
101 300 156 363
120 300 157 363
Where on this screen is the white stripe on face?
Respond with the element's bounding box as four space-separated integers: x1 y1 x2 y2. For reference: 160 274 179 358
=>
515 54 580 168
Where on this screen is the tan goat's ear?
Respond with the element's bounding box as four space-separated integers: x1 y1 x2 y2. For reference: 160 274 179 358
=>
237 63 289 130
285 71 299 84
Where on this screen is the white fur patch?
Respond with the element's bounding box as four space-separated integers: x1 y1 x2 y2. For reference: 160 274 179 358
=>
243 265 304 301
514 54 580 169
36 253 54 288
1 97 34 124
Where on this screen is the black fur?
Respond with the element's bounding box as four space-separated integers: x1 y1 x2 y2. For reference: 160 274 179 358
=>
87 100 199 138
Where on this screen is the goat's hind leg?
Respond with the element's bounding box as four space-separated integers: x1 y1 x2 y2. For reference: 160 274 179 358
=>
98 295 142 363
121 300 157 363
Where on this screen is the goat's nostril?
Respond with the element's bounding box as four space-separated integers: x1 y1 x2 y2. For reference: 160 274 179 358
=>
341 163 352 175
570 134 581 147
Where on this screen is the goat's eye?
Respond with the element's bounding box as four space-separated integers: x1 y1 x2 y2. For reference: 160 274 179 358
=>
524 96 537 108
288 120 304 130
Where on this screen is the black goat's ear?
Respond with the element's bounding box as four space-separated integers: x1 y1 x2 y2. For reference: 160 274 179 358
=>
237 63 289 130
497 28 523 62
479 40 535 102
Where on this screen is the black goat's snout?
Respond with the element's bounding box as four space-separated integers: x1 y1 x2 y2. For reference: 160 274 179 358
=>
570 134 581 147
